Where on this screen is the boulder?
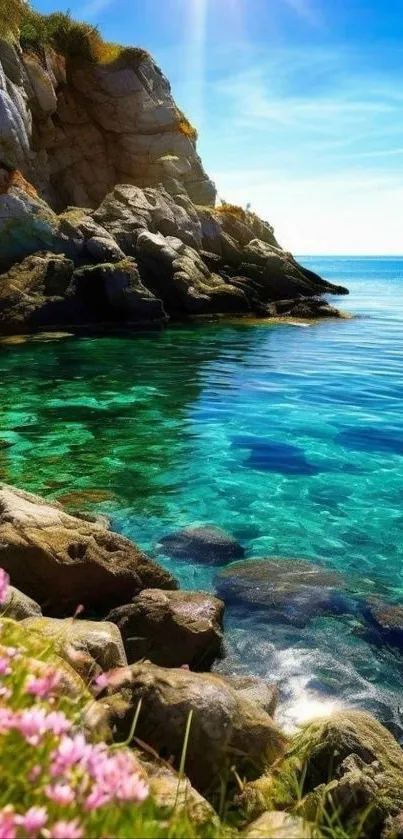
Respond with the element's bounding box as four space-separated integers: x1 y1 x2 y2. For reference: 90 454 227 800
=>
1 585 42 621
139 758 218 827
135 229 250 315
0 484 178 616
0 251 75 331
244 811 312 838
267 711 403 838
98 662 287 791
215 558 347 626
73 258 167 325
106 588 224 670
157 525 245 566
215 673 279 718
22 617 127 682
363 598 403 649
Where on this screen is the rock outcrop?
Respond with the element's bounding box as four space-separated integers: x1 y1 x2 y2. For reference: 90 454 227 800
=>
0 484 178 616
22 616 128 681
241 711 403 838
0 15 349 331
97 662 287 792
0 31 215 210
106 588 224 670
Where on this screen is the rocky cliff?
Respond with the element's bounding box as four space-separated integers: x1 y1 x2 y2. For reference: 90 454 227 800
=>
0 6 348 331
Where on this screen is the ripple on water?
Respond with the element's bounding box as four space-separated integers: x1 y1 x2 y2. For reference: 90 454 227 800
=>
0 257 402 733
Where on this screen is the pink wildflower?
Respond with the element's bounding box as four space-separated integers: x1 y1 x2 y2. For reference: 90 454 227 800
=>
94 672 110 691
28 765 41 782
0 658 11 677
48 819 83 839
0 570 9 604
0 806 16 839
16 806 47 834
0 707 16 733
17 707 49 744
46 711 72 736
117 772 149 802
84 788 111 812
51 733 89 775
26 668 61 698
45 783 75 806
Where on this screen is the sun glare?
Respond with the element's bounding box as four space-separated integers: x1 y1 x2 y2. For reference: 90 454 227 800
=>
185 0 244 128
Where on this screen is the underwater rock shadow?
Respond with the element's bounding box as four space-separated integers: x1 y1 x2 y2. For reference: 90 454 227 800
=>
336 425 403 456
231 435 323 476
231 435 368 476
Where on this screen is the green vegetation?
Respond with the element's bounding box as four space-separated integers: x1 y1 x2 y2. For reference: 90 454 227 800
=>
0 1 149 67
0 0 25 40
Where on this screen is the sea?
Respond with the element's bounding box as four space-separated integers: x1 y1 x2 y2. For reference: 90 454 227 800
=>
1 256 403 736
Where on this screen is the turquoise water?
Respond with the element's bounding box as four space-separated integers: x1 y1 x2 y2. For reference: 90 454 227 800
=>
1 256 403 733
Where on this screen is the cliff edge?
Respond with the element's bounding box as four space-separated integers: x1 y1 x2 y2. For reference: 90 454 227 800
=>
0 4 348 331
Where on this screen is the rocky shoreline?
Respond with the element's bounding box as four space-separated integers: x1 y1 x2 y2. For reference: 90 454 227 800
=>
0 22 349 335
1 482 403 838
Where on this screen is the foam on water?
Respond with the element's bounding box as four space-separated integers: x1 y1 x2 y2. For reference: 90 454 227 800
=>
0 256 403 734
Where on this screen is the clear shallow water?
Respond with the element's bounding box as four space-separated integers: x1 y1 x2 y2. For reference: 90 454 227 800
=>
1 256 403 733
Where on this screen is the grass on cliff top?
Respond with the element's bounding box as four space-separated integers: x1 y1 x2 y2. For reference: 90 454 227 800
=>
215 201 275 235
1 0 149 67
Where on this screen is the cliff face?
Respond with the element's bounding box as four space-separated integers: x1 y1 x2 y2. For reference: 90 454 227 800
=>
0 14 348 331
0 36 216 209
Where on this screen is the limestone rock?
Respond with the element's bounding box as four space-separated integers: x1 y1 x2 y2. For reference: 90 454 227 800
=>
244 811 312 838
135 229 249 314
0 41 215 210
215 673 279 718
2 585 42 621
0 251 75 331
270 711 403 837
98 662 287 791
73 259 167 325
215 558 347 626
0 484 178 616
157 525 245 565
22 616 127 681
139 758 218 827
106 588 224 670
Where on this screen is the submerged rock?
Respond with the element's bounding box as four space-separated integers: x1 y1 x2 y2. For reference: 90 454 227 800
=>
157 525 245 565
0 484 178 616
215 557 346 626
106 588 224 670
363 598 403 649
22 617 127 681
98 662 287 791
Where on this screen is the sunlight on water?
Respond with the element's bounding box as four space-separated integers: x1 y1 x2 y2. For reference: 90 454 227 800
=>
0 257 403 735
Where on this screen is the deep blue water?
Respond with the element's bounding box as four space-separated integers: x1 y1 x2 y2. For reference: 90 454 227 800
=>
1 256 403 734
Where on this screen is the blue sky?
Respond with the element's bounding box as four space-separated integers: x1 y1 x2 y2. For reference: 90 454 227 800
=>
34 0 403 254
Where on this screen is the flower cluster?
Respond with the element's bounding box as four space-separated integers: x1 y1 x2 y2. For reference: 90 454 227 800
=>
0 570 149 839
